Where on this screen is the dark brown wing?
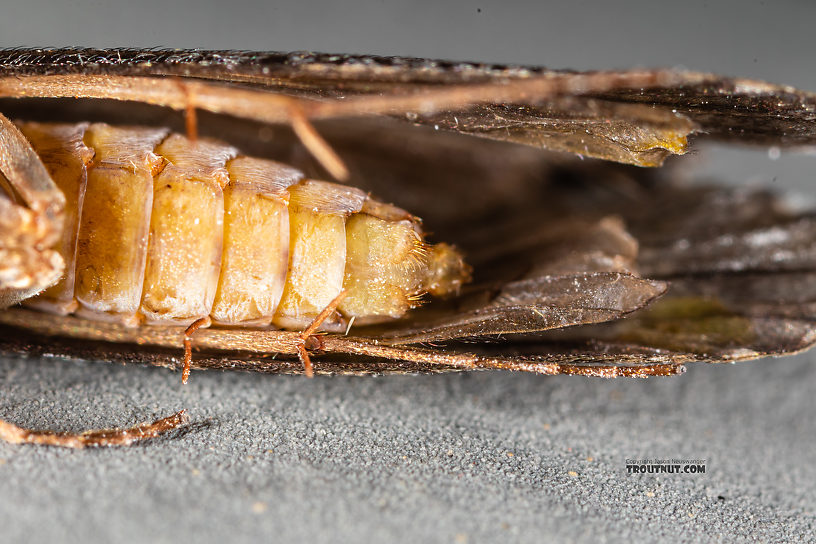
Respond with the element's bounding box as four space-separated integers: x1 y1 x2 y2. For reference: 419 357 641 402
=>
1 48 815 165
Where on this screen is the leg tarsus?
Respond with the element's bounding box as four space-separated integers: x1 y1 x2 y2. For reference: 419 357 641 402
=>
182 316 211 384
297 343 315 379
0 410 189 448
297 290 348 378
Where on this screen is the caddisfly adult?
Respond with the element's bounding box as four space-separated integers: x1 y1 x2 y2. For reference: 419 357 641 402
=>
0 49 815 447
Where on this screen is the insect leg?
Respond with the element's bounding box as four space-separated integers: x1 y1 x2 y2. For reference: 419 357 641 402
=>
297 290 348 378
287 104 349 181
179 292 347 381
0 113 66 308
0 410 188 448
182 316 211 384
174 79 199 141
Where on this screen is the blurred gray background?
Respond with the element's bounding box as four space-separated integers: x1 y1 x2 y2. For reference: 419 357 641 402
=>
1 1 815 543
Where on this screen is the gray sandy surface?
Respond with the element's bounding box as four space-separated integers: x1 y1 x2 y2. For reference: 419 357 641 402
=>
1 352 815 543
1 1 816 542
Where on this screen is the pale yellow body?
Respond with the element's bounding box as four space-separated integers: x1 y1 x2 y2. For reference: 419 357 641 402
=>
20 122 469 329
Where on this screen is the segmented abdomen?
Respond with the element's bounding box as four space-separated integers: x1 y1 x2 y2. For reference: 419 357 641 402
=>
20 122 468 329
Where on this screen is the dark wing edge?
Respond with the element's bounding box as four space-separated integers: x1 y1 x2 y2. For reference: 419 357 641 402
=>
0 48 814 165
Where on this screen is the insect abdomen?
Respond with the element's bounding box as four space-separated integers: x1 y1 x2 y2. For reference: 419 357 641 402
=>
18 122 470 329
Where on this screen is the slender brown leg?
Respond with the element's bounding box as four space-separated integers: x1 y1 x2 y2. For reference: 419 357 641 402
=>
0 410 188 448
185 99 198 142
297 290 348 377
175 79 199 142
181 293 349 379
288 105 349 181
182 316 211 384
